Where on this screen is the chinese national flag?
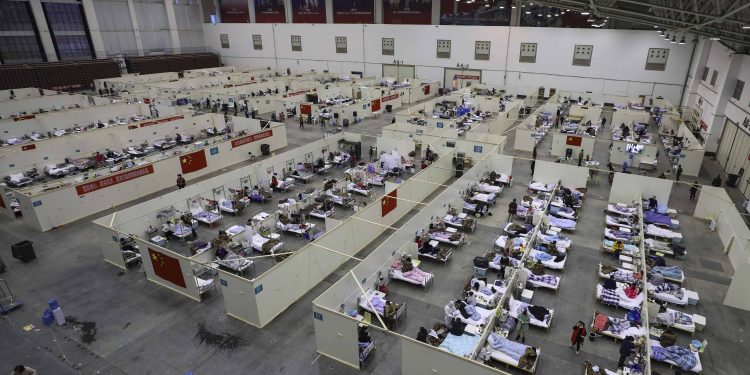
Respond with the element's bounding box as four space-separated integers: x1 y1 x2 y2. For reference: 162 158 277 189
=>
566 136 582 146
371 99 381 112
381 189 397 217
423 85 430 95
148 248 186 288
180 149 207 174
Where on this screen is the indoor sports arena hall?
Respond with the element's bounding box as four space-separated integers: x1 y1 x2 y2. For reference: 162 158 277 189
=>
1 1 749 374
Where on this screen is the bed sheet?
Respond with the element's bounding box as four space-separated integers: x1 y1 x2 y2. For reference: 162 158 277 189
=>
439 333 481 357
508 297 552 328
596 284 644 310
650 342 702 373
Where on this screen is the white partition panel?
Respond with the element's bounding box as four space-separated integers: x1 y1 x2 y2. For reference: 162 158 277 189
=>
693 186 733 220
609 173 673 204
725 257 750 311
550 133 596 159
313 306 360 369
218 270 261 327
134 238 202 302
533 160 589 188
92 216 127 270
514 127 537 152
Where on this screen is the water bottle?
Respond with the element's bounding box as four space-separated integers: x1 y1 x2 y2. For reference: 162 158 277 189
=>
48 298 66 326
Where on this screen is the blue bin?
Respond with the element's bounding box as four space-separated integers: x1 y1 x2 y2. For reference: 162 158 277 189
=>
48 298 59 310
42 309 54 325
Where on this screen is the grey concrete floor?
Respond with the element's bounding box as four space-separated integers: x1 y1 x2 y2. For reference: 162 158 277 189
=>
0 102 748 375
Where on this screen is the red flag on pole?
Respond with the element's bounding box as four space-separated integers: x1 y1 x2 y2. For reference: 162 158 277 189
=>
148 248 186 288
381 189 397 217
180 149 208 174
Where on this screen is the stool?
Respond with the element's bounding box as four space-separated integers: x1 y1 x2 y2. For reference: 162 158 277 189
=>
692 314 706 331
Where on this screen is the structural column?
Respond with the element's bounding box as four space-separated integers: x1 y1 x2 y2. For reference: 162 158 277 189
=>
164 0 182 53
126 0 145 55
81 0 107 58
28 0 58 62
374 0 383 23
247 0 256 23
284 0 293 23
431 0 440 25
325 0 333 23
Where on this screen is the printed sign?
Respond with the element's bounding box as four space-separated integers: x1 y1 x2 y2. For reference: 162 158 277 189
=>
381 93 399 102
454 74 481 80
292 0 326 23
255 284 264 294
255 0 286 23
138 115 184 128
384 0 431 24
313 311 323 321
75 165 154 196
21 144 36 151
231 130 274 148
287 89 311 97
332 0 374 23
12 114 35 122
210 147 219 155
219 0 250 23
474 145 483 153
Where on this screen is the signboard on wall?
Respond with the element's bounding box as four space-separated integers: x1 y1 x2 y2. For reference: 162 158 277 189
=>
231 129 274 148
75 165 154 196
219 0 249 23
138 115 184 128
255 0 286 23
383 0 431 24
332 0 374 24
291 0 326 23
439 0 511 25
381 93 399 102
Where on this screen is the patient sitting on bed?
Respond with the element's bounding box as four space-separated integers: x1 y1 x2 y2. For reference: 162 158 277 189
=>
456 300 480 321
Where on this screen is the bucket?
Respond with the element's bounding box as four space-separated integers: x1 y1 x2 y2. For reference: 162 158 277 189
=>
42 309 54 325
48 298 59 310
690 340 702 352
588 332 598 341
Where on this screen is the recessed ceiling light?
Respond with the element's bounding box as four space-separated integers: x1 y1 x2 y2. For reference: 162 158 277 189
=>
670 36 677 43
710 36 721 40
581 11 590 15
664 33 671 40
547 14 551 17
679 37 686 45
742 25 750 29
554 13 559 16
525 11 531 14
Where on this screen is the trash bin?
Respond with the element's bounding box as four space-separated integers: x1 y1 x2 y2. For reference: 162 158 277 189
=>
726 173 739 187
260 144 270 156
11 240 35 262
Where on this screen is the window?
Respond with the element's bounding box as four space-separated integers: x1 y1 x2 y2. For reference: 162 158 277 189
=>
732 80 744 101
436 40 451 58
42 2 93 60
335 36 347 54
701 67 709 81
519 43 537 63
645 48 669 71
710 70 718 86
252 35 262 50
475 41 490 60
0 2 44 64
291 35 302 51
572 45 593 66
382 38 394 56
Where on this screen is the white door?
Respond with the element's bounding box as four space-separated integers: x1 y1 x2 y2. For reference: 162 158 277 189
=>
381 64 415 81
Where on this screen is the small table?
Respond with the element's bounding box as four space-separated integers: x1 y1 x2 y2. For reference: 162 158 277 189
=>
269 233 281 240
151 236 166 246
521 289 534 303
619 255 633 263
685 290 699 305
549 226 561 233
692 313 706 331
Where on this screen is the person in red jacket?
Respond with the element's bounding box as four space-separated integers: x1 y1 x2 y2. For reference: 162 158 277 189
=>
570 321 587 355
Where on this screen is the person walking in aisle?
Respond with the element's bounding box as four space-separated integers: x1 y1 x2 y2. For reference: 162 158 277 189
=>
570 321 587 355
508 199 518 223
515 309 530 343
689 181 699 200
617 336 636 369
577 150 584 166
530 160 535 175
299 114 304 128
176 174 186 189
676 164 683 181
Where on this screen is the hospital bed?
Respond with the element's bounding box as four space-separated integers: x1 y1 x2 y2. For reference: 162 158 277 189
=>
332 153 351 166
645 224 683 243
487 173 511 187
504 222 532 236
647 282 694 306
326 189 353 207
650 266 685 284
290 170 315 184
653 307 696 334
644 211 679 229
347 182 373 196
606 215 634 229
451 304 495 326
314 162 332 174
591 311 645 342
365 174 385 186
218 199 242 216
163 222 192 240
528 181 556 194
537 232 571 252
417 240 452 264
463 200 489 217
241 233 282 255
485 334 540 373
548 202 577 220
4 173 32 188
153 138 176 150
494 235 527 253
308 205 335 220
469 192 497 205
439 333 482 358
277 222 315 236
429 229 465 246
650 342 702 373
596 283 645 310
508 296 554 331
607 203 637 217
272 178 295 192
604 228 637 244
546 215 576 232
598 264 638 283
529 249 566 270
472 279 507 309
523 269 560 292
358 289 406 326
473 182 503 195
388 260 434 289
190 206 223 228
215 251 254 275
443 213 477 232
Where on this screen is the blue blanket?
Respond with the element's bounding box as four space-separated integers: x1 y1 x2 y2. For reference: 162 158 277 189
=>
534 252 554 262
439 333 481 357
651 266 683 279
644 211 672 226
488 334 526 361
548 215 576 229
651 345 697 371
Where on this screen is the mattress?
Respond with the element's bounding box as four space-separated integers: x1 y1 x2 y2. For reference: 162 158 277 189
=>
452 305 494 326
647 283 689 305
529 249 566 270
596 284 645 310
650 342 702 373
390 268 433 286
439 333 481 357
607 203 635 216
508 297 553 328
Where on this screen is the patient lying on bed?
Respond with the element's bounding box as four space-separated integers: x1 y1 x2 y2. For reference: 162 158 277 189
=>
392 255 431 283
